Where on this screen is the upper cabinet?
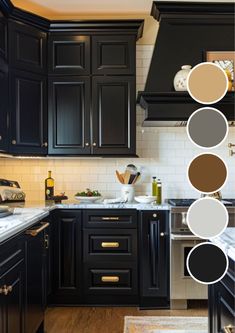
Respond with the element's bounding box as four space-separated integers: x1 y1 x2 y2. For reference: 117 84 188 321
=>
92 35 135 75
48 34 90 75
9 21 47 74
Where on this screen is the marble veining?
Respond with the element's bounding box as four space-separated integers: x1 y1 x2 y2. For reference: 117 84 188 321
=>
210 227 235 261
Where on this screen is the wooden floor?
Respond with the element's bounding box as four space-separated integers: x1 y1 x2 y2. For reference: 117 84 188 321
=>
45 303 208 333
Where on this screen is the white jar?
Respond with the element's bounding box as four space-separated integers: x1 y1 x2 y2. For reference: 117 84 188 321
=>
173 65 192 91
121 184 135 202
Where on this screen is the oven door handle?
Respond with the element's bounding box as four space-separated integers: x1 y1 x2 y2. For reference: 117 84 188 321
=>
150 220 159 287
171 234 201 241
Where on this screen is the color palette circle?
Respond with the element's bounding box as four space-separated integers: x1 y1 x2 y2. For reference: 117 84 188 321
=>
187 198 228 239
187 153 227 194
186 243 228 284
187 62 228 104
187 107 228 149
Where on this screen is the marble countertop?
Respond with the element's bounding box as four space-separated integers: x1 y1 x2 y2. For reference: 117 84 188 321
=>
0 201 170 243
211 227 235 261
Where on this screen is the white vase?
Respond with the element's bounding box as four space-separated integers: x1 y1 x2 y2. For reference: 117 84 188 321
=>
173 65 192 91
121 184 135 203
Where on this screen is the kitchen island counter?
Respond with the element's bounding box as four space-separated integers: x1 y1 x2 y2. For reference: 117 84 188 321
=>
211 227 235 261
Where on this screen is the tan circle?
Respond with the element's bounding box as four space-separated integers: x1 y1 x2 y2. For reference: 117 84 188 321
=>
187 63 228 104
188 153 227 193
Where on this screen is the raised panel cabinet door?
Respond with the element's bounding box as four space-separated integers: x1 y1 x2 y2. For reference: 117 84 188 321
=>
92 35 135 75
53 210 82 300
8 21 47 74
48 77 91 155
0 259 25 333
92 76 136 155
9 70 47 155
0 13 7 60
48 34 90 75
0 58 8 152
139 211 170 308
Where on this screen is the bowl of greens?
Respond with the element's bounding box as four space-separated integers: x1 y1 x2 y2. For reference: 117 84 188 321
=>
75 188 102 202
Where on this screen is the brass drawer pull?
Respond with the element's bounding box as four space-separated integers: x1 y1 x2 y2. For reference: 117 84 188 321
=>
26 222 49 237
101 217 119 221
101 276 119 283
101 242 120 248
44 234 49 249
223 325 235 333
0 285 13 296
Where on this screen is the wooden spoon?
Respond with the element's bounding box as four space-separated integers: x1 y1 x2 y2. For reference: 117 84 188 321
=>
116 170 124 184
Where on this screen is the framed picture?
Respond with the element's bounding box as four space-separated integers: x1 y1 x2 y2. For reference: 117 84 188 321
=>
205 51 235 91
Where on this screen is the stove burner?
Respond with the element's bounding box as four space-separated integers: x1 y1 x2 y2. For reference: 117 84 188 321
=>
168 199 195 206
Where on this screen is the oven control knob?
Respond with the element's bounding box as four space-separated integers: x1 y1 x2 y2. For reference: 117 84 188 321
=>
153 213 157 218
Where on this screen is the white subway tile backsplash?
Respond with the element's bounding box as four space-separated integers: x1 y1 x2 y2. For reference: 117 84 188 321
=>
0 45 235 202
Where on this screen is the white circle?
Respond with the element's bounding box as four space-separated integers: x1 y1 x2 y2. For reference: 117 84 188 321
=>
186 152 228 195
186 242 229 285
187 197 228 239
187 62 229 105
186 107 229 149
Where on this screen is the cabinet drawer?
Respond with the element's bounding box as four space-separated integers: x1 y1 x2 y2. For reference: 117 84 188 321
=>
84 263 138 295
0 236 24 276
92 35 135 75
83 229 137 261
83 210 137 228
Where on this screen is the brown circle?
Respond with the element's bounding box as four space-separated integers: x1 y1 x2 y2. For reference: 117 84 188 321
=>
187 63 228 104
188 154 227 193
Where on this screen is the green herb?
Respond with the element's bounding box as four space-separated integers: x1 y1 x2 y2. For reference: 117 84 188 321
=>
75 188 101 197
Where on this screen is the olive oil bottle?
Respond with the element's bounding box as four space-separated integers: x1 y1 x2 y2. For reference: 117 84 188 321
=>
156 179 162 205
45 171 54 200
152 177 157 197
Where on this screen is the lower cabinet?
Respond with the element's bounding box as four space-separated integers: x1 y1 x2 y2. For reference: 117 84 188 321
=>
0 220 50 333
0 57 8 152
50 210 82 304
208 257 235 333
139 210 170 308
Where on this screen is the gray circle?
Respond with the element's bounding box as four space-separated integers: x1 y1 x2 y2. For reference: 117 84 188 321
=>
187 107 228 148
187 198 228 239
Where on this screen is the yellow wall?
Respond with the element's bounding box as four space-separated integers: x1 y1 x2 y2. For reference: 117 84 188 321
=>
11 0 158 44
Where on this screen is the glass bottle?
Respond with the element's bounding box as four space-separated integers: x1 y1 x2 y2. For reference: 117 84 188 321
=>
152 177 157 197
156 179 162 205
45 171 54 200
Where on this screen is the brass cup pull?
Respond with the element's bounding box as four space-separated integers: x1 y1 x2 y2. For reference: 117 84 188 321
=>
101 276 119 283
101 242 120 248
26 222 49 237
0 285 13 296
44 234 49 249
223 325 235 333
101 217 119 221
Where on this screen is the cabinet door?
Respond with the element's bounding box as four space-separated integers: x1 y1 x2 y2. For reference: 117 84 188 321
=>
9 70 47 155
0 13 7 60
139 211 170 308
0 58 8 152
0 259 25 333
48 77 90 155
9 21 46 74
48 34 90 75
92 35 135 75
52 210 82 304
92 76 136 155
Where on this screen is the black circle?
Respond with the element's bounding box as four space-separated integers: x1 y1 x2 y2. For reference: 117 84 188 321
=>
187 243 228 284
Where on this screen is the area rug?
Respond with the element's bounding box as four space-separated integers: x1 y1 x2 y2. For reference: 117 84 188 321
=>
124 316 208 333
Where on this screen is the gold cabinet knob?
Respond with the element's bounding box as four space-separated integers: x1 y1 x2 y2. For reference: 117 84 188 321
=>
0 135 2 141
85 142 90 147
101 276 119 283
0 285 13 296
153 213 157 218
228 143 235 148
42 142 48 147
92 142 97 147
160 232 165 237
12 139 16 145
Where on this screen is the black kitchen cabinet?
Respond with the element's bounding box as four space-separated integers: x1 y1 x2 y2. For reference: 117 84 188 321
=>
9 69 47 155
25 221 49 333
92 35 135 75
0 236 25 333
50 210 82 304
0 12 7 60
0 57 8 152
139 210 170 308
209 257 235 333
8 21 47 74
48 76 90 155
92 76 136 155
48 34 90 75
